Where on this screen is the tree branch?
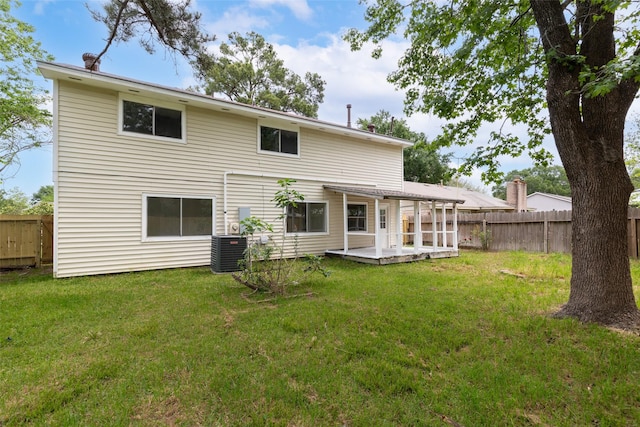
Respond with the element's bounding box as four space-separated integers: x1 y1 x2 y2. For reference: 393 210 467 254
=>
135 0 172 49
92 0 131 68
509 5 531 28
618 41 640 109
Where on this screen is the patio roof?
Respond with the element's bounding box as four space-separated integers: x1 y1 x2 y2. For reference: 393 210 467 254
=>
323 185 465 204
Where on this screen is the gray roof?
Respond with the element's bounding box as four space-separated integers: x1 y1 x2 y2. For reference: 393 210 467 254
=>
324 185 465 204
403 181 514 211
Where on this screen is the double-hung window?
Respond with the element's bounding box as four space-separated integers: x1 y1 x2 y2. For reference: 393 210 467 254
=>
144 195 214 239
286 202 327 233
121 96 185 141
347 203 367 232
259 124 299 156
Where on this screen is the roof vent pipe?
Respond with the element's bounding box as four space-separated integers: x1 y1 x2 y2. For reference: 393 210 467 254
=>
390 116 395 135
367 123 376 133
346 104 352 128
82 53 100 71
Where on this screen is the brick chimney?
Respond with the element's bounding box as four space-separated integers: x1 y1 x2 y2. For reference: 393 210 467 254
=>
82 53 100 71
506 177 527 212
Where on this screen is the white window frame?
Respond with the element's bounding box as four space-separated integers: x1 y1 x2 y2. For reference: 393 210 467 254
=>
119 93 186 143
142 193 215 242
257 120 300 158
347 202 368 233
285 200 329 235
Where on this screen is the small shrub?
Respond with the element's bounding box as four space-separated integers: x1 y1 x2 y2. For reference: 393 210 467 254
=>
471 225 492 250
232 179 330 295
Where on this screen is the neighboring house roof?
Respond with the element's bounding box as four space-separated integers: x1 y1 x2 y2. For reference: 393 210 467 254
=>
324 185 465 204
403 181 514 211
526 192 572 212
37 61 412 149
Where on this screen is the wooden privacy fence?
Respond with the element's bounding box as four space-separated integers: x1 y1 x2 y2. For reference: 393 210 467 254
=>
405 208 640 258
0 215 53 268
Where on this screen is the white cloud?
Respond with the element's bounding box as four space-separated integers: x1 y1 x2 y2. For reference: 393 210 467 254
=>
249 0 313 21
32 0 55 15
269 33 556 188
273 34 410 125
206 6 271 37
267 35 477 189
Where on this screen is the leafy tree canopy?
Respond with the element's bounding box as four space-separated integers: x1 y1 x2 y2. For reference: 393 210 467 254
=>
194 32 326 118
88 0 214 67
625 114 640 188
356 110 455 184
0 185 53 214
31 184 53 203
345 1 640 183
492 165 570 199
0 187 28 214
624 114 640 206
450 178 489 195
0 0 53 179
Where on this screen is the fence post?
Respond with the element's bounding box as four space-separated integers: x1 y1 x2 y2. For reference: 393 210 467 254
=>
543 213 549 254
628 208 639 259
35 217 42 268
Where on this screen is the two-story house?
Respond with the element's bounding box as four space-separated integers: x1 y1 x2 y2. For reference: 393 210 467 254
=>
39 60 462 277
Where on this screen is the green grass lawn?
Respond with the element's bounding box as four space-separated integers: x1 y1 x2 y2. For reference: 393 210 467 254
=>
1 251 639 426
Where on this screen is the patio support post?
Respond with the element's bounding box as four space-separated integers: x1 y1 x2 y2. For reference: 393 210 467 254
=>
431 201 438 250
375 199 381 257
453 203 459 251
442 203 447 248
396 201 403 255
343 193 348 254
414 201 422 253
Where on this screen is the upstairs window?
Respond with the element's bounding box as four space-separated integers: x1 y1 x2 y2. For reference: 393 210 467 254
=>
122 98 183 140
260 125 299 155
144 195 213 239
347 203 367 232
286 202 327 233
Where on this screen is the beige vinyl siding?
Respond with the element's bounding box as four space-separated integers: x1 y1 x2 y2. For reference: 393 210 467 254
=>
56 173 216 277
298 129 402 190
54 80 405 276
224 176 335 257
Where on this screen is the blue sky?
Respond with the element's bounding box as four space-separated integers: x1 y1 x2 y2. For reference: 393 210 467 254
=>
8 0 634 197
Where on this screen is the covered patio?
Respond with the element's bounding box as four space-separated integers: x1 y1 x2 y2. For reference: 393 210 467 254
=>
323 185 465 265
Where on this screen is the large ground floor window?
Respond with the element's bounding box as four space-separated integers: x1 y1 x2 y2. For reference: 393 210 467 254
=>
144 195 214 239
286 202 327 233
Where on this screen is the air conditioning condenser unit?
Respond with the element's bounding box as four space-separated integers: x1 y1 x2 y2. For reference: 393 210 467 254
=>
211 235 247 273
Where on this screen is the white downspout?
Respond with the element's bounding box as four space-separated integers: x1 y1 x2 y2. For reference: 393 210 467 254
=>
223 171 229 235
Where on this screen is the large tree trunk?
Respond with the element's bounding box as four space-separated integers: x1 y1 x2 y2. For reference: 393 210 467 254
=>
558 128 638 326
531 1 640 327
